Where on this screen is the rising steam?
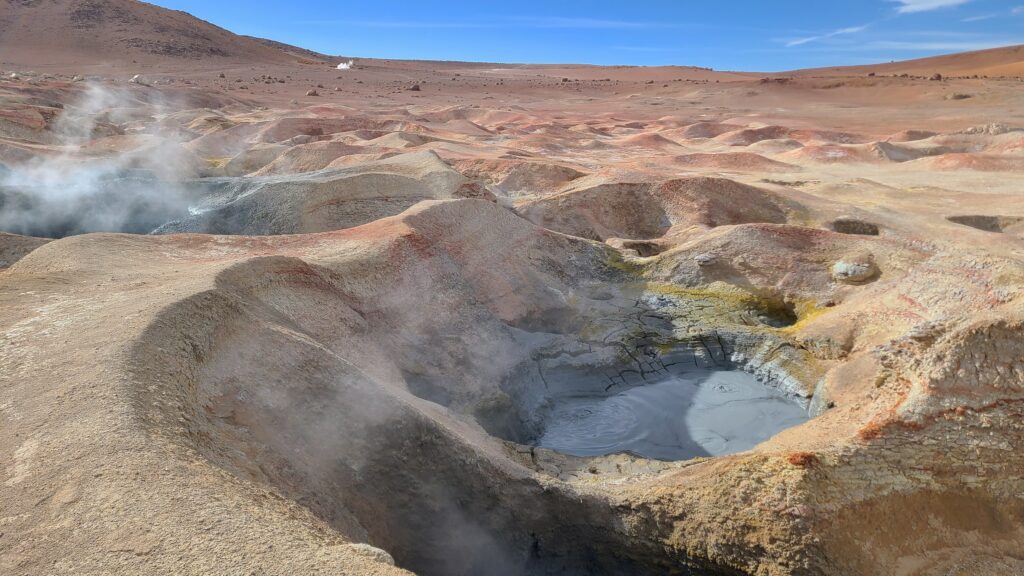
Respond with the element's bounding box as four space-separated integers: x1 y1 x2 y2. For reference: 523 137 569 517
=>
0 84 198 238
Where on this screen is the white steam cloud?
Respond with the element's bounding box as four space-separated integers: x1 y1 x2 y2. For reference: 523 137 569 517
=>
0 84 198 238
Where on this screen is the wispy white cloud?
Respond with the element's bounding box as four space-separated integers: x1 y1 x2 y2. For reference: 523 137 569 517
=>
892 0 972 14
963 5 1024 20
786 25 868 47
775 31 1024 54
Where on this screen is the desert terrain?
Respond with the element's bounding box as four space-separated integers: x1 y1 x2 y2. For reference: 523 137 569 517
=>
2 1 1024 575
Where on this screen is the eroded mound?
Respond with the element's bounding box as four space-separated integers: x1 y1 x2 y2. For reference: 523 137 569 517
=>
0 231 49 267
516 181 668 241
672 152 797 172
517 176 790 242
156 151 493 235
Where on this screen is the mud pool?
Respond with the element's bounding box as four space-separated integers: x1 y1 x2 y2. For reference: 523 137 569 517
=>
536 370 809 461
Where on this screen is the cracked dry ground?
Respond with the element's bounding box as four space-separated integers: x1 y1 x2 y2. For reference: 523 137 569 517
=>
2 69 1024 576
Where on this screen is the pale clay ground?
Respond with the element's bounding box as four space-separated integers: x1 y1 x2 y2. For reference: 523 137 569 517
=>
1 4 1024 575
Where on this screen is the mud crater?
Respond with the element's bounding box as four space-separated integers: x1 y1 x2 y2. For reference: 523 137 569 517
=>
830 217 880 236
484 339 809 462
947 214 1024 233
141 262 817 576
0 171 196 238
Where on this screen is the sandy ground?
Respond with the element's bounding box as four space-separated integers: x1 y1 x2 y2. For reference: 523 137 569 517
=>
1 60 1023 575
1 3 1024 576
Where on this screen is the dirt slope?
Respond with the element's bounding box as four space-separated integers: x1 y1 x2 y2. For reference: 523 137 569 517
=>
794 44 1024 77
0 0 297 66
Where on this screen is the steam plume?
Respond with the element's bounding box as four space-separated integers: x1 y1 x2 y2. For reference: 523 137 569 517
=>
0 84 196 238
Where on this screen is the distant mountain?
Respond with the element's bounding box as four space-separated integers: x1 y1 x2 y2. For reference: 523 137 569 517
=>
0 0 319 66
245 36 340 64
793 44 1024 78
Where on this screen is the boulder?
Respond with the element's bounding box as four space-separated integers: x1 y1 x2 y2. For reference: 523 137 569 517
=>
831 255 878 284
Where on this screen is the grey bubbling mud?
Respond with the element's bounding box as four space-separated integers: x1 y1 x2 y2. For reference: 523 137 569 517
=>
536 369 809 461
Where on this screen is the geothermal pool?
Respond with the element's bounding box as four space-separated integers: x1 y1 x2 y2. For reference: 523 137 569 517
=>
536 370 808 461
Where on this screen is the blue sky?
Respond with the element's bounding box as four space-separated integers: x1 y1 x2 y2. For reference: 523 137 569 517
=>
151 0 1024 71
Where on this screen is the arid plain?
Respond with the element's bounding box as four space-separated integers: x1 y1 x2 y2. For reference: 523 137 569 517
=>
2 2 1024 575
